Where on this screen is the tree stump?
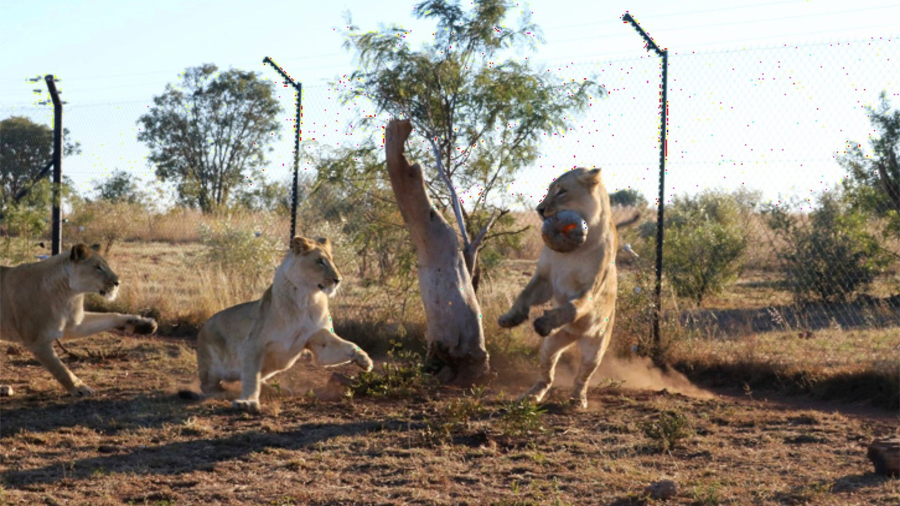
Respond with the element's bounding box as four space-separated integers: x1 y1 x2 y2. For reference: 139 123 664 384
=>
867 437 900 477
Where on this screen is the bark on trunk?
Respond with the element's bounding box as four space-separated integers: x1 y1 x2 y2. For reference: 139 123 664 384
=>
384 119 490 386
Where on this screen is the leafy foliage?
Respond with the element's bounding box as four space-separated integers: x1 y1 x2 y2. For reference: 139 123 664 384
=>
641 190 750 306
92 170 146 205
196 216 282 281
839 91 900 236
609 188 648 208
337 0 605 278
641 410 693 453
497 399 545 438
764 192 891 303
0 116 81 209
137 65 282 212
350 343 438 399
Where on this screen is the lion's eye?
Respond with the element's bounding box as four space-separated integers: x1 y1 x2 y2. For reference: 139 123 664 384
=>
316 258 325 266
95 266 103 272
558 189 567 196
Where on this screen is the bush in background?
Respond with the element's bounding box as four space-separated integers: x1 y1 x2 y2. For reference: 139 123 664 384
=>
639 190 750 306
764 191 892 303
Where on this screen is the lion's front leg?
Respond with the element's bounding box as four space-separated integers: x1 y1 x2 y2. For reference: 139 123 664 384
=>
533 291 594 337
27 337 94 396
64 312 157 339
307 329 373 371
234 339 266 413
498 272 553 329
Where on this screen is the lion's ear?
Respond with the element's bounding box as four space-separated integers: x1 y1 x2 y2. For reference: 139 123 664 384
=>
70 244 93 262
291 236 316 255
580 168 602 186
315 237 332 254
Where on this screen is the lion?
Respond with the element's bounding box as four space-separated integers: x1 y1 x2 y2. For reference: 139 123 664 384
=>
498 167 631 409
0 243 158 396
183 236 373 413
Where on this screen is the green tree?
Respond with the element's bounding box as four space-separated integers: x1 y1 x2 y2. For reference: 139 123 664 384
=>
609 188 648 208
840 91 900 235
339 0 606 281
234 171 292 212
0 116 81 214
137 65 282 213
92 169 146 204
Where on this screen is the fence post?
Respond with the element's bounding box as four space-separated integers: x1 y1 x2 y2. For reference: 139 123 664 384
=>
621 13 669 362
46 75 63 256
262 57 302 241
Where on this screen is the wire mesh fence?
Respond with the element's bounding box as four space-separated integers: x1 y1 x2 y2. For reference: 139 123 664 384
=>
1 35 897 377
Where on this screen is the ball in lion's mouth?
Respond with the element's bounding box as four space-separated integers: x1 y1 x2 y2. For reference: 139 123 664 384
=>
541 209 588 253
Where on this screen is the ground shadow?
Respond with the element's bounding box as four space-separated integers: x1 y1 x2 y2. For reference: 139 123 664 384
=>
2 418 412 488
0 392 186 436
679 294 900 337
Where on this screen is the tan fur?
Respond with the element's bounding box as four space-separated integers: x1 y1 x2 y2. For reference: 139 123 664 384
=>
498 168 620 408
0 244 157 396
193 236 373 412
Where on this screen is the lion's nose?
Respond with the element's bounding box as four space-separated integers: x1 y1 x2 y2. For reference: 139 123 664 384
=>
333 277 341 285
114 280 120 287
536 205 546 219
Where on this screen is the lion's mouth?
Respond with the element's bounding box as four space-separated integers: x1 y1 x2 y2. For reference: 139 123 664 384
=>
99 285 119 301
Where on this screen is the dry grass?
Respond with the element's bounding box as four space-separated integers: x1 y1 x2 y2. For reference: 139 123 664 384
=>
1 333 898 505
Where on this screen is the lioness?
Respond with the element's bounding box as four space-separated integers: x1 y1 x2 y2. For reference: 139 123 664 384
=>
0 244 158 396
499 167 627 409
188 236 373 412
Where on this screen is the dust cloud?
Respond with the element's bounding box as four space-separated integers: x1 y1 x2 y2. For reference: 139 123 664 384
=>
594 355 714 399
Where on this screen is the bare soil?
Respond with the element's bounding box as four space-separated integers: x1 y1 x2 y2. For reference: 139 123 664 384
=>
2 334 898 506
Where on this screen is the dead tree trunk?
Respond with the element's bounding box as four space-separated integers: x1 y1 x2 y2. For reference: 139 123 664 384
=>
384 119 490 386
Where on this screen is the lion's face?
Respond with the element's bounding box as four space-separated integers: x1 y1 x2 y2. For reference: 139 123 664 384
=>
68 244 120 300
287 236 342 297
536 168 606 224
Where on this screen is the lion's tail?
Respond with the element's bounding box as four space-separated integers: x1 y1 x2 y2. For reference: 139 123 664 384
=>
615 210 642 229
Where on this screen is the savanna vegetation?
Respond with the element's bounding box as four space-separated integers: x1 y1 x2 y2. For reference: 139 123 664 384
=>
2 1 899 504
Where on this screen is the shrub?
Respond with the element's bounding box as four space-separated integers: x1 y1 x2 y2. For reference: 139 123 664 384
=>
764 192 892 303
640 190 750 306
641 410 693 453
68 200 144 255
497 399 545 438
196 215 282 282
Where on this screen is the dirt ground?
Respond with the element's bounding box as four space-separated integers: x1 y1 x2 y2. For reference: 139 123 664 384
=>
1 334 898 506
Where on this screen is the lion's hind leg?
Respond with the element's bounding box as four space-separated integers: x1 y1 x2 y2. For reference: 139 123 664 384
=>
571 315 615 409
307 329 373 371
520 330 576 404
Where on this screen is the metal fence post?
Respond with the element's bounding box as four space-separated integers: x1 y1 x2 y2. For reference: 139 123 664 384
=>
622 13 668 361
262 57 302 241
46 74 63 256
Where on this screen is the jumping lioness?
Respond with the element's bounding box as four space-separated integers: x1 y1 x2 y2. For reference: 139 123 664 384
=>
499 168 628 409
187 236 373 412
0 244 158 396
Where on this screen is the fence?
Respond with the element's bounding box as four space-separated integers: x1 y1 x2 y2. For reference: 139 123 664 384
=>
1 35 898 381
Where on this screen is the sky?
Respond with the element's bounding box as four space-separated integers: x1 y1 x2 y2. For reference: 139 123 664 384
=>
1 0 898 209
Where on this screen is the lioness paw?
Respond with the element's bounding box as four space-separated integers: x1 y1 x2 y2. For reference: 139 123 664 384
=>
533 316 555 337
354 350 374 372
570 394 589 410
69 384 95 397
498 310 526 329
127 317 158 335
232 399 260 413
